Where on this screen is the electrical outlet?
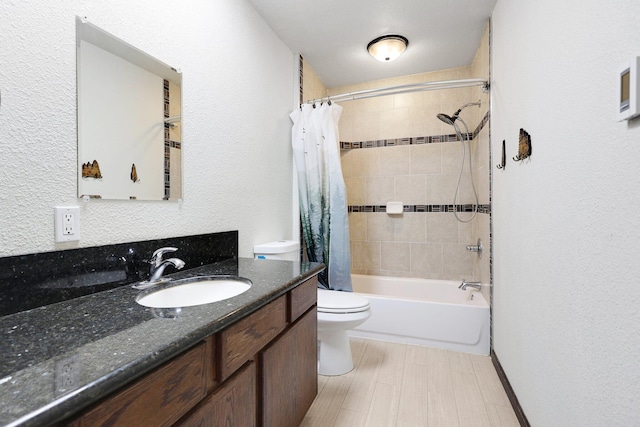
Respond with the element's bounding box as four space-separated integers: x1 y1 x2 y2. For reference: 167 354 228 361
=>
63 213 74 235
55 355 80 396
55 206 80 242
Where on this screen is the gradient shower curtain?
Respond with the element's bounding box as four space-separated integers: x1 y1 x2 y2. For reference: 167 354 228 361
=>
290 102 352 291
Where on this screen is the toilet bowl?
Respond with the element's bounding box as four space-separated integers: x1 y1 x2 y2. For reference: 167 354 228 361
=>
317 288 371 376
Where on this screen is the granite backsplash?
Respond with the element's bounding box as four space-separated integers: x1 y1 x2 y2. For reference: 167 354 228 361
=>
0 231 238 317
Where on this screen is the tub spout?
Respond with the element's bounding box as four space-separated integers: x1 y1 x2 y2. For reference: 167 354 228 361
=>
459 281 482 291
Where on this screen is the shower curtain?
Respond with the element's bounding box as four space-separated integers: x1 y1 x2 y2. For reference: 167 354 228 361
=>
290 103 352 291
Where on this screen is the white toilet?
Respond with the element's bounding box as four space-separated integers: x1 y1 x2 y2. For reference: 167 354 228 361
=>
253 241 371 376
317 288 370 376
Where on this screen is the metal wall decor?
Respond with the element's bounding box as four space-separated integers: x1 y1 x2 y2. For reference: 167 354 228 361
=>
81 160 102 179
513 128 532 162
497 140 506 169
130 164 140 183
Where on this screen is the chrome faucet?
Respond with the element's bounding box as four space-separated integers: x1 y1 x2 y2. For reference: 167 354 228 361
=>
133 247 185 289
148 247 185 282
459 280 482 291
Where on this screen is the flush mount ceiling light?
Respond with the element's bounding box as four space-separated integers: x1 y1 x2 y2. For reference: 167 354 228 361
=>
367 35 409 62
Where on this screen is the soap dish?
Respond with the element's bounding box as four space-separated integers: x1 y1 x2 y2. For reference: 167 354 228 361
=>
386 202 403 215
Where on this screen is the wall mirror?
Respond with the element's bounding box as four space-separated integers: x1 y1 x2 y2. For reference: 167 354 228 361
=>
76 16 182 201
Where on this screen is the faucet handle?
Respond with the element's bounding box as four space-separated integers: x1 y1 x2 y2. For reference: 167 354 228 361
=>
150 247 178 266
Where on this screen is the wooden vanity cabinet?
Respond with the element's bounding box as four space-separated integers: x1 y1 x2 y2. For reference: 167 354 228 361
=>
64 276 318 427
288 275 318 322
66 340 211 427
260 274 318 427
260 307 317 427
177 361 256 427
217 295 287 382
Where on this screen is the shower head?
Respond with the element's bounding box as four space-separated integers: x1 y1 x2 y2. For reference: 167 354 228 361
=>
437 113 456 125
436 101 481 126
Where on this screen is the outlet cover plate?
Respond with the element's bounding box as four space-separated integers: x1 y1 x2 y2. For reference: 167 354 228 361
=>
54 354 80 396
55 206 80 242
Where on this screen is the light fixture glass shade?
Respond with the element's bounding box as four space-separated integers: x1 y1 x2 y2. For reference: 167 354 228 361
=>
367 35 408 62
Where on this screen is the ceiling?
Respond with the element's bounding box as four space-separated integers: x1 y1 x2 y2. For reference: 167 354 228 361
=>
246 0 497 89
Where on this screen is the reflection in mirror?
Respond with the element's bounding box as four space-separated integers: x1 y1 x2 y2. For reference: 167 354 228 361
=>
76 16 182 200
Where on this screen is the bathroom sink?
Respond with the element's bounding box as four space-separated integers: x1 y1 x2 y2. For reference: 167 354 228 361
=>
135 276 252 308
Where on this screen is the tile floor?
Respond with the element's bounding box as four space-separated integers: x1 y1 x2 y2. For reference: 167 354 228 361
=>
301 338 520 427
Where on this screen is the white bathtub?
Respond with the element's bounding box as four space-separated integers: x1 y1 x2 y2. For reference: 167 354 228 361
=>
347 274 490 355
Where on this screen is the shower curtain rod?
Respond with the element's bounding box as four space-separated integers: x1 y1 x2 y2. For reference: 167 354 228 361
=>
306 78 489 105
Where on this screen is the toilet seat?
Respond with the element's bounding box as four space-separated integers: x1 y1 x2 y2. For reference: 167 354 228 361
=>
317 289 370 314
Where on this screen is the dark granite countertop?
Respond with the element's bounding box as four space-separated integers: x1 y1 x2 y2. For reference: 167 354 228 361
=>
0 258 324 427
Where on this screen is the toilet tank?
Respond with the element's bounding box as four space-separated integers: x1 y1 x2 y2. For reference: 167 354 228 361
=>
253 240 300 261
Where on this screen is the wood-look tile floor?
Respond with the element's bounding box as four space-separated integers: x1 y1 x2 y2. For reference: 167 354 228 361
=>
301 338 520 427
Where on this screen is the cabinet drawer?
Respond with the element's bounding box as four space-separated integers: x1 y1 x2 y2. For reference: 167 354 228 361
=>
67 341 207 427
217 295 286 381
289 276 318 322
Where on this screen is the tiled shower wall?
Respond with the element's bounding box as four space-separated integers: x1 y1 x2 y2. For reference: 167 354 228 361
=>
470 24 491 303
301 57 328 102
330 24 491 287
300 25 490 298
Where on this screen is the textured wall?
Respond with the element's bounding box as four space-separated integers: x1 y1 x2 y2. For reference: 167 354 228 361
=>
0 0 296 258
492 0 640 425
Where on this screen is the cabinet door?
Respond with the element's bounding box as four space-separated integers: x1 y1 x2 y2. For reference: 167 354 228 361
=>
66 342 207 427
260 307 317 427
177 362 256 427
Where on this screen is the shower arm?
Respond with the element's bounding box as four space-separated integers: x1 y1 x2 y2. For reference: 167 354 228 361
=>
455 102 482 116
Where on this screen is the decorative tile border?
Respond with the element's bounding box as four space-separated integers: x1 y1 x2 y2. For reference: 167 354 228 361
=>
163 79 182 200
299 55 304 105
348 204 491 214
342 111 491 216
163 79 171 200
477 110 490 136
341 111 490 150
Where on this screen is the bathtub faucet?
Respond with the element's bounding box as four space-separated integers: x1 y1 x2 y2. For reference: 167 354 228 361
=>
459 281 482 291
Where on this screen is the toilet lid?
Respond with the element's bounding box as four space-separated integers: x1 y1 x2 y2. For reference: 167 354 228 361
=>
317 289 370 313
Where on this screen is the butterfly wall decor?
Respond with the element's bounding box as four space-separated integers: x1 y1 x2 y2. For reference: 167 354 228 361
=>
513 128 532 162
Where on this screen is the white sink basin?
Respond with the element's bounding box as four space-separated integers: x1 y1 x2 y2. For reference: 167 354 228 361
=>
136 276 252 308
